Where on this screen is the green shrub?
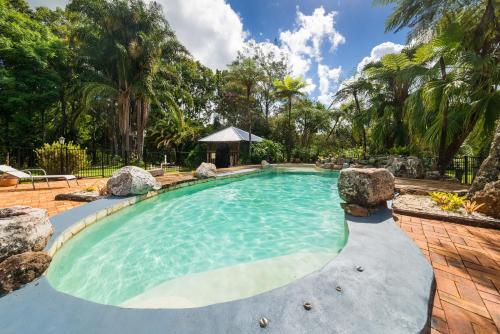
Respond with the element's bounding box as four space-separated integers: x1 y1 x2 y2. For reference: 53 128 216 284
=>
185 145 205 168
388 146 411 156
251 140 285 163
36 142 90 174
291 147 318 162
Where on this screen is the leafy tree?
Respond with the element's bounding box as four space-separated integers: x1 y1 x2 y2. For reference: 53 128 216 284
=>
225 58 264 159
0 0 61 148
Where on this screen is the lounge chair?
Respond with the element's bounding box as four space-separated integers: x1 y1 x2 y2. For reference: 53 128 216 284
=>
0 165 79 189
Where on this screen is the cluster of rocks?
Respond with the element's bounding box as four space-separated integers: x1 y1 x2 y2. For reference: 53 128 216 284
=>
317 155 437 180
338 168 395 217
0 206 53 293
107 166 162 196
316 157 350 170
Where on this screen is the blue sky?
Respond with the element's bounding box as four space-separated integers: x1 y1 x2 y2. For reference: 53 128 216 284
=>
28 0 408 103
230 0 406 78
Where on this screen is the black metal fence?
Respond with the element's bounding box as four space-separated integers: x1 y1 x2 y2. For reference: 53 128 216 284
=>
0 147 193 178
0 147 485 184
445 156 484 185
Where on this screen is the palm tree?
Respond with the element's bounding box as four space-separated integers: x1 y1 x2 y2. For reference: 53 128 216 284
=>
226 58 263 160
335 77 373 158
362 51 427 150
404 5 499 174
273 76 306 161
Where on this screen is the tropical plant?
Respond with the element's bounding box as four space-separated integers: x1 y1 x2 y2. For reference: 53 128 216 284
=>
429 192 466 211
462 200 485 214
251 140 285 163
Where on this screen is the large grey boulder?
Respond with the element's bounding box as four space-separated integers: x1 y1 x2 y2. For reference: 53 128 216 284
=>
194 162 217 179
261 160 271 169
338 168 394 208
107 166 161 196
472 180 500 219
385 156 425 179
0 206 53 262
0 251 51 293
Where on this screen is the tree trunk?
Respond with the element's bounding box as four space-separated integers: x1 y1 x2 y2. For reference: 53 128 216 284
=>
468 120 500 197
437 56 449 175
40 110 46 144
136 97 150 162
287 96 292 162
247 85 252 161
60 89 67 138
118 89 131 158
352 90 367 158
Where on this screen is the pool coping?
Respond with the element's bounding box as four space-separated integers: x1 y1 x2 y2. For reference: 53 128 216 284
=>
0 167 435 334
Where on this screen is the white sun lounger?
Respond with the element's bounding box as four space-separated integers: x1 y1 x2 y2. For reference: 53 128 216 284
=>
0 165 79 189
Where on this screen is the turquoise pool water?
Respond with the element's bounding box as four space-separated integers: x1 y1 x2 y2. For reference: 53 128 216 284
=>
47 170 347 308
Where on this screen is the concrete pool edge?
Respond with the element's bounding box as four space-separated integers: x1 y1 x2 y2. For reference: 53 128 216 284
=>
0 169 435 333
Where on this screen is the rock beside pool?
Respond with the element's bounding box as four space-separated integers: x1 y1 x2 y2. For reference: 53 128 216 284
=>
0 251 51 293
341 203 370 217
338 168 394 207
472 180 500 219
385 156 425 179
55 191 104 202
194 163 217 179
0 206 54 262
107 166 161 196
261 160 271 169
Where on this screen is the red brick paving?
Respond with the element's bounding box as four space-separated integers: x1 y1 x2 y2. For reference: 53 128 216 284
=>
0 178 108 216
395 214 500 334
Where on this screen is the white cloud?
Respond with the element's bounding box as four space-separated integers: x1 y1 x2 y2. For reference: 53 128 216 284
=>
317 64 342 105
159 0 246 70
249 6 345 96
356 41 405 72
28 0 246 70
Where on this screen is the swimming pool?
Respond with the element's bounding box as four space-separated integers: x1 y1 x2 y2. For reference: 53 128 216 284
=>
46 169 347 308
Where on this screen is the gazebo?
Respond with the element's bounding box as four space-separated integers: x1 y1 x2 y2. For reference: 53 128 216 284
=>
198 126 264 168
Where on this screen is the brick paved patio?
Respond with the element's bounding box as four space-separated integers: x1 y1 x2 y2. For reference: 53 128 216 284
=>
395 214 500 333
0 178 109 216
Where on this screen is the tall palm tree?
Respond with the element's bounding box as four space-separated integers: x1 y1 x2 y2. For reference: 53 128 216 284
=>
273 76 306 161
362 51 427 149
405 6 499 174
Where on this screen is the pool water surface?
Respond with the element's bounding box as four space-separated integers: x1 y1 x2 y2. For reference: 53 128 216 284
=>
47 170 347 308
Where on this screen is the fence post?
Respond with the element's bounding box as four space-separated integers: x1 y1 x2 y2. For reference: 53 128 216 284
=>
59 146 64 175
464 156 469 185
101 151 105 178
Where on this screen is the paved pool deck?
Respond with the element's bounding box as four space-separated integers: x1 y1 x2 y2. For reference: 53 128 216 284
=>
0 168 435 333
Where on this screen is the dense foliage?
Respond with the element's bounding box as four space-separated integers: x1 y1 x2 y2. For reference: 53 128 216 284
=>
0 0 498 172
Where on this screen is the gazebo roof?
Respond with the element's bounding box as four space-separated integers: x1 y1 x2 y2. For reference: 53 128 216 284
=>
199 126 264 143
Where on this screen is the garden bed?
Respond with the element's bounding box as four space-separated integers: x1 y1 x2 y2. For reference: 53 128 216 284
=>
392 194 500 229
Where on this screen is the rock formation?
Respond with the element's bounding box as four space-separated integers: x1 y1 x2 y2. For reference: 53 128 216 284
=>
194 162 217 179
107 166 161 196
